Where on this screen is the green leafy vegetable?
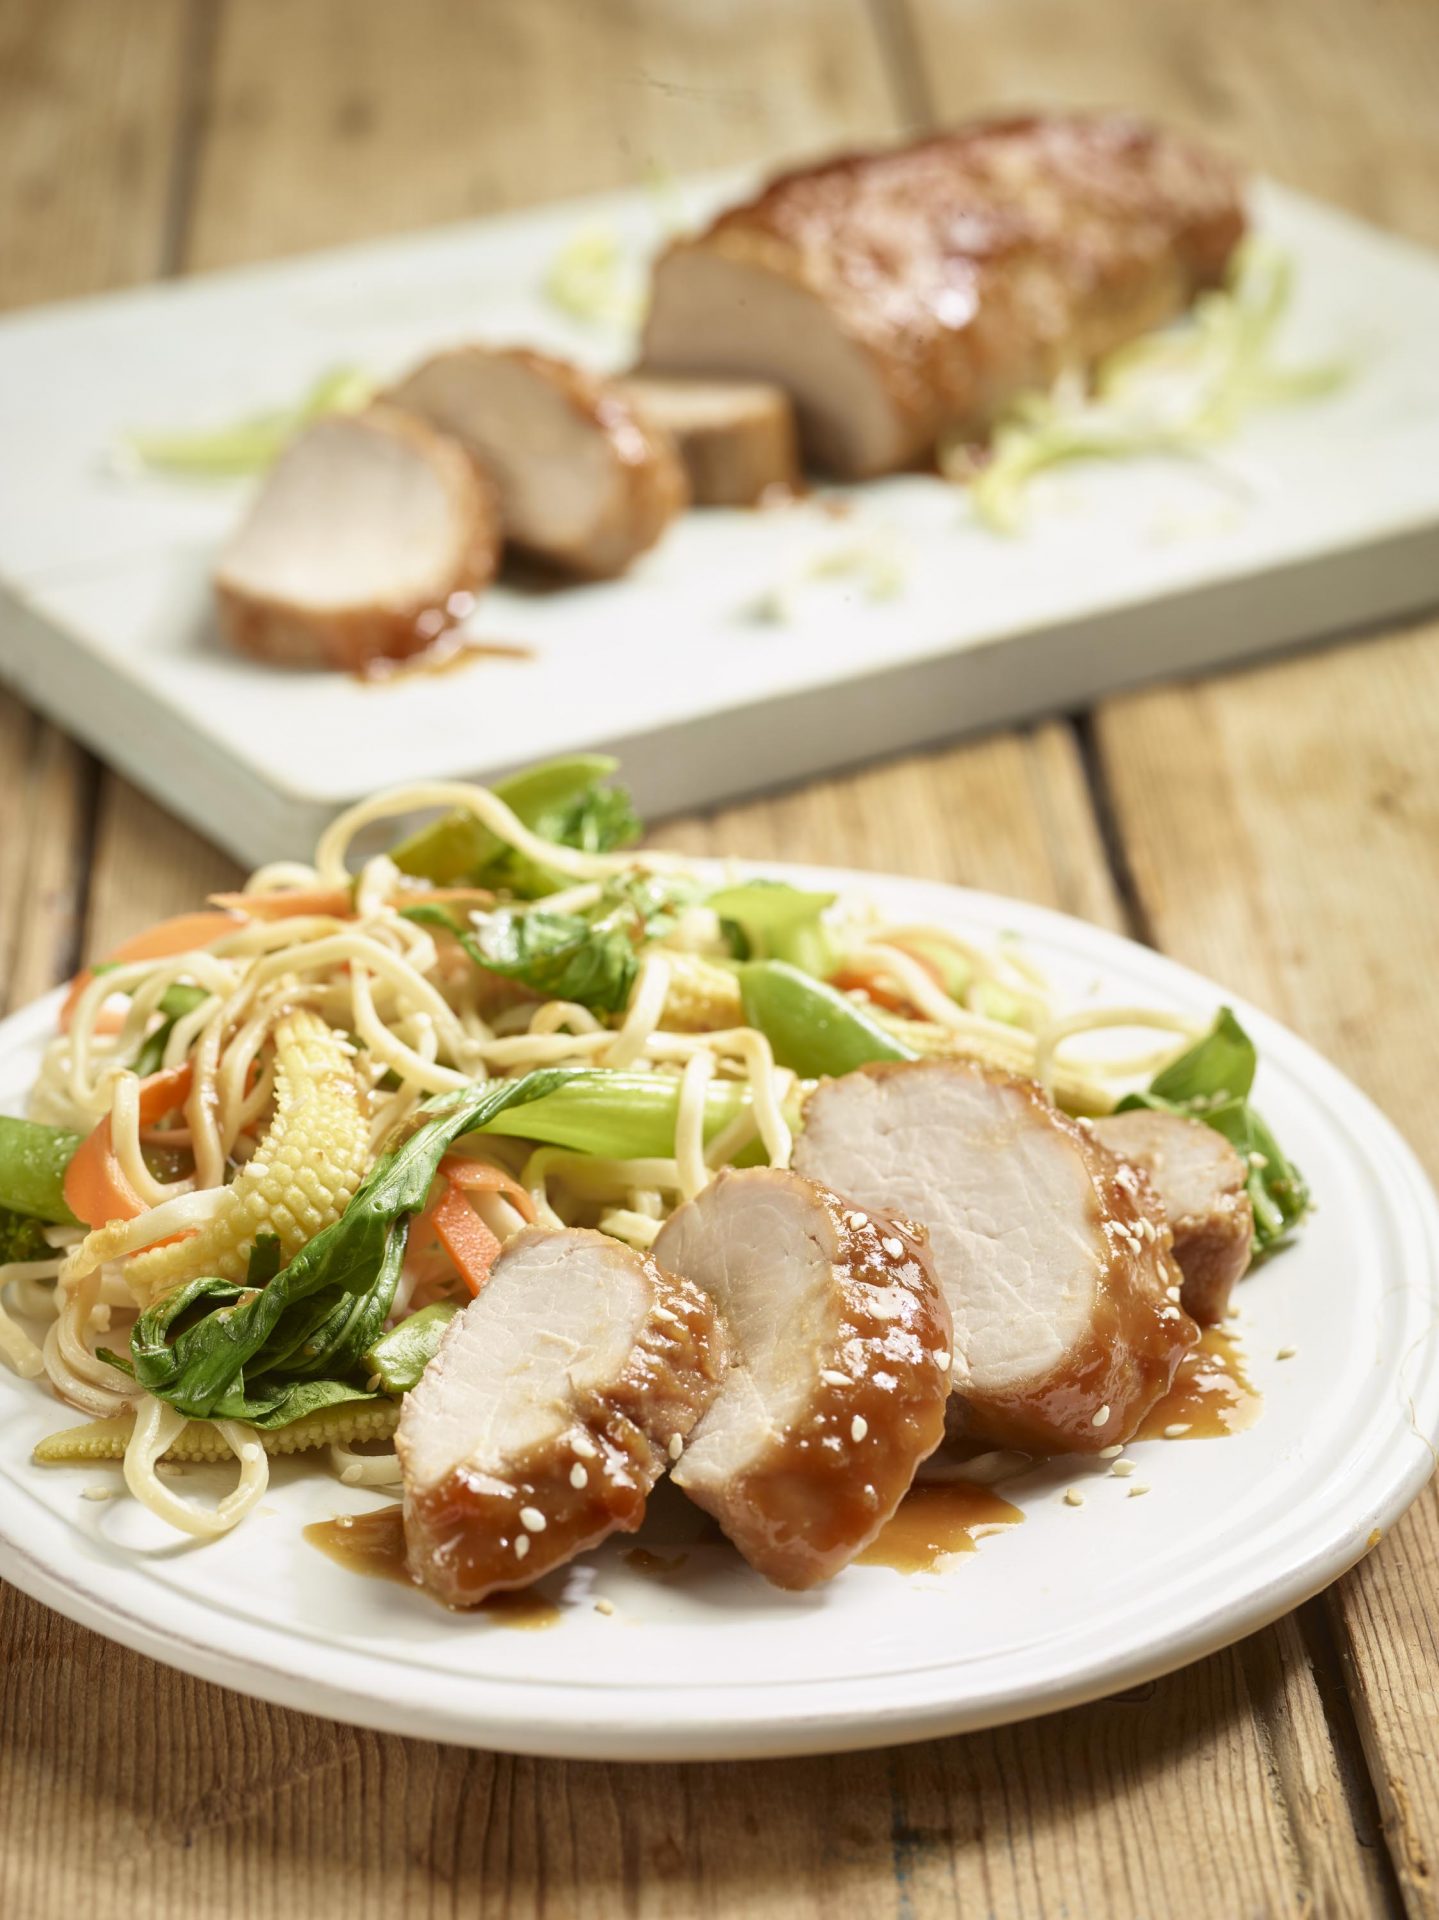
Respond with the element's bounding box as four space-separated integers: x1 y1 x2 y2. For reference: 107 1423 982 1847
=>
134 982 212 1078
120 1069 581 1423
119 366 375 480
366 1302 460 1394
0 1207 54 1264
405 872 699 1015
1117 1008 1309 1253
389 755 640 896
0 1117 81 1227
403 902 639 1014
480 1070 752 1160
709 881 839 978
739 961 916 1079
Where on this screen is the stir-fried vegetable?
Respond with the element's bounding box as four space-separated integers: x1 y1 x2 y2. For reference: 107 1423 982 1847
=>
390 755 640 896
1117 1007 1309 1253
110 1068 590 1423
365 1303 460 1395
710 881 839 978
740 961 915 1079
0 1116 82 1227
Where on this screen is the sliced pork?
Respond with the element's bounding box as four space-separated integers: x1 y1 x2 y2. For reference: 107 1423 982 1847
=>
643 113 1244 477
389 345 687 577
651 1167 951 1590
214 404 499 671
617 374 799 505
794 1060 1196 1454
1091 1109 1254 1325
397 1226 726 1606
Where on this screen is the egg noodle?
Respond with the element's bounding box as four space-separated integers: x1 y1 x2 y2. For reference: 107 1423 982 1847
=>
1 774 1203 1542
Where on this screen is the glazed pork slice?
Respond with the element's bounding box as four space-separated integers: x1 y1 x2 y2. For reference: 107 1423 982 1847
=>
388 345 687 577
215 404 499 670
794 1060 1196 1454
616 374 799 505
651 1167 951 1590
397 1226 726 1606
643 112 1244 477
1091 1109 1254 1325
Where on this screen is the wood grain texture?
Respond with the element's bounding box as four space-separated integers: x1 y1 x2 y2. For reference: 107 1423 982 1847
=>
183 0 900 268
1093 621 1439 1915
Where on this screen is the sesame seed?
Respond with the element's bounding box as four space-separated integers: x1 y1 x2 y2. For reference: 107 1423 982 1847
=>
1111 1459 1137 1478
1249 1151 1269 1169
1063 1488 1085 1508
820 1368 850 1387
668 1433 684 1461
570 1464 588 1489
247 1163 270 1180
594 1597 615 1616
364 1373 382 1393
519 1507 547 1532
340 1464 361 1485
651 1306 679 1326
572 1434 598 1459
242 1444 262 1464
1276 1346 1297 1361
80 1485 115 1502
850 1416 868 1443
1098 1443 1123 1458
1092 1404 1111 1428
934 1350 951 1370
847 1212 869 1229
1165 1285 1182 1303
881 1236 904 1258
514 1535 531 1560
1128 1483 1151 1498
1164 1423 1190 1439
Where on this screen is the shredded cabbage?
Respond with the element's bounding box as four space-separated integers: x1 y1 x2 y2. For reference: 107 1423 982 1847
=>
945 241 1349 534
117 365 376 480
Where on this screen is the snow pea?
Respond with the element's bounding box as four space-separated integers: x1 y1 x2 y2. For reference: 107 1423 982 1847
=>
739 961 916 1080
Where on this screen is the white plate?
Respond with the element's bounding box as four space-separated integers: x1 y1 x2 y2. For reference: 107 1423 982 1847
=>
1 866 1436 1760
2 178 1439 866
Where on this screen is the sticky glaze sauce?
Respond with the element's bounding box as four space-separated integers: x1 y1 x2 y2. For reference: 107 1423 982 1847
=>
622 1547 691 1578
1135 1326 1261 1441
356 632 532 685
857 1484 1024 1573
304 1505 560 1629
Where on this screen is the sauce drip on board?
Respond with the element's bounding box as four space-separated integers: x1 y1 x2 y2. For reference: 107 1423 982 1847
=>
356 632 532 685
304 1505 561 1630
857 1483 1024 1573
1135 1325 1261 1441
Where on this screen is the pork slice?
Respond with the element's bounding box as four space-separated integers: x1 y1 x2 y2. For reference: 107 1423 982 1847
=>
616 374 799 505
397 1226 726 1606
651 1167 951 1590
793 1060 1196 1453
389 345 687 577
643 112 1244 476
1091 1109 1254 1325
214 404 499 671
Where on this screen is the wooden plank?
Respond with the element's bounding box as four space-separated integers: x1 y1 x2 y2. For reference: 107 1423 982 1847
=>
1093 620 1439 1914
0 0 194 310
182 0 901 268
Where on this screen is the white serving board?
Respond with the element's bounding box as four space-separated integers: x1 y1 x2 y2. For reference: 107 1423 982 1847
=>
2 174 1438 866
1 869 1436 1759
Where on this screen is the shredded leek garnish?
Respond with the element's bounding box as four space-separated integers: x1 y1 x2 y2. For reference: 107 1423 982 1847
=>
944 242 1348 534
117 365 376 480
542 224 646 330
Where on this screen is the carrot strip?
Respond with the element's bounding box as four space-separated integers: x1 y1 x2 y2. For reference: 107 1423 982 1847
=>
63 1064 195 1229
60 911 239 1032
437 1156 537 1223
430 1185 504 1298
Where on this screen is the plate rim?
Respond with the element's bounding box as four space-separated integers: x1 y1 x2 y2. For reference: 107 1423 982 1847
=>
0 864 1435 1761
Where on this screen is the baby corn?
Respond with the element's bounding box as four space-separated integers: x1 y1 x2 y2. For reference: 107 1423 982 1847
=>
660 953 744 1032
34 1398 400 1464
127 1010 370 1301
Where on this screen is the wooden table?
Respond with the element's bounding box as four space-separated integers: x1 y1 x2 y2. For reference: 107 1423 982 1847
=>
2 1 1437 1912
